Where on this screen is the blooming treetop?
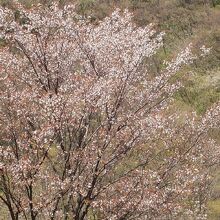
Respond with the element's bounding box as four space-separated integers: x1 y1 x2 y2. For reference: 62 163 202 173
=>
0 2 219 220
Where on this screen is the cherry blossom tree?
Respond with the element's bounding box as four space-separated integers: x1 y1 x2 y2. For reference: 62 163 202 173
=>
0 2 219 220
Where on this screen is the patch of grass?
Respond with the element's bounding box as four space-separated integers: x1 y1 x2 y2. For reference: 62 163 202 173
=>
208 199 220 219
0 0 13 7
177 86 220 114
